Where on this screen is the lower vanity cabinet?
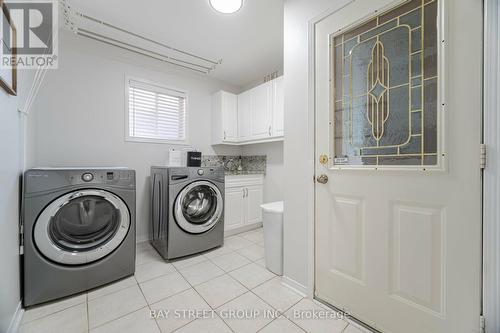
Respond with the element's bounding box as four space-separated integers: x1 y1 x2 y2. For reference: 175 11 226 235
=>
224 174 264 233
244 185 264 224
224 186 246 230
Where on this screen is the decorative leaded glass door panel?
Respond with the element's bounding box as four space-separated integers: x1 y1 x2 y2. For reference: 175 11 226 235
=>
331 0 440 168
315 0 482 332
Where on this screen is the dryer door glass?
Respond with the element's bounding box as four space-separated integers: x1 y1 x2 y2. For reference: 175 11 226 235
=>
34 189 130 265
49 195 120 251
174 181 223 234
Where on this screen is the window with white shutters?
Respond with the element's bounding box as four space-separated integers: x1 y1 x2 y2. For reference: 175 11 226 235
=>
126 78 187 143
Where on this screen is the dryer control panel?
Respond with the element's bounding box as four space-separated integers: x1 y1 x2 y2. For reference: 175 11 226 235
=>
24 168 136 194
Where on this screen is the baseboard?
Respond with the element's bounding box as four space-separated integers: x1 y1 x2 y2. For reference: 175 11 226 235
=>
7 301 24 333
224 222 263 237
282 275 308 297
136 234 149 244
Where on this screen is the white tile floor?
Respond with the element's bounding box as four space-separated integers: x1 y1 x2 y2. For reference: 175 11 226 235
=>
19 228 366 333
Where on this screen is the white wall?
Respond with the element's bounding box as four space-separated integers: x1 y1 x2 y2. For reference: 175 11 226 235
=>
29 30 242 242
0 94 22 333
242 142 284 203
283 0 342 294
0 68 35 331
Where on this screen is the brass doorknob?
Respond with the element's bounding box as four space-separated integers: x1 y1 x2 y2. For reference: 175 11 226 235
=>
316 174 328 184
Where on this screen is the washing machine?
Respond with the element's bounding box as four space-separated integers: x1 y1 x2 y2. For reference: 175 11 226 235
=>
150 167 224 260
22 168 136 307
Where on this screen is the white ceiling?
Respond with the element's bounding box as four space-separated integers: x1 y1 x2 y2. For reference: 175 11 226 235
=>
68 0 284 88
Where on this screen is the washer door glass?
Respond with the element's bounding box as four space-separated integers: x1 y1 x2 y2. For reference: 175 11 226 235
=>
174 181 223 234
34 189 130 265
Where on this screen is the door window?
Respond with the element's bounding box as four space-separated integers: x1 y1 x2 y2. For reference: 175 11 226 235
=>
174 181 223 234
181 185 218 224
34 189 130 265
49 195 121 252
331 0 439 167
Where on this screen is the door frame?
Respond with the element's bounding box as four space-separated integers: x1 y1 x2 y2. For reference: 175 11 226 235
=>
482 0 500 332
306 0 355 300
306 0 488 330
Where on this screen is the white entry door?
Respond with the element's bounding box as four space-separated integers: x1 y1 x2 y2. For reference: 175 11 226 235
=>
314 1 482 332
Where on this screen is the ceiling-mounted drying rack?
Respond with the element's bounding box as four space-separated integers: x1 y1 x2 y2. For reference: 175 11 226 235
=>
60 0 222 74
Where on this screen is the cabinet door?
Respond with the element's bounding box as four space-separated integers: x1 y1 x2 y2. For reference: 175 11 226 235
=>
250 82 272 139
222 92 238 141
272 76 284 137
224 187 245 230
245 185 263 225
237 91 252 141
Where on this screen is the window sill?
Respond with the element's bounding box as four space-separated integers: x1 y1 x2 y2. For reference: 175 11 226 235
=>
125 136 190 146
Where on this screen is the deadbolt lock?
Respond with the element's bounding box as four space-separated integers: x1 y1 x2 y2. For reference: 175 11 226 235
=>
319 154 329 165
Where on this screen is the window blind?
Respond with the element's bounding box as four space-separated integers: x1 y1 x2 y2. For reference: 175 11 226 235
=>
128 79 186 142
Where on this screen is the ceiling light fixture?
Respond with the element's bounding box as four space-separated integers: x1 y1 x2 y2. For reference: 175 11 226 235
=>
209 0 243 14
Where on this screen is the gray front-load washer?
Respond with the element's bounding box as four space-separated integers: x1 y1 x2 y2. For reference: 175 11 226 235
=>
150 167 224 260
22 168 136 307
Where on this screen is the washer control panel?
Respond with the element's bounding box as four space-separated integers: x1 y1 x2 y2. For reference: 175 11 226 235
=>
167 167 224 183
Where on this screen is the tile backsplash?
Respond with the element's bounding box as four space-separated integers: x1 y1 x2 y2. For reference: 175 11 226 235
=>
202 155 266 174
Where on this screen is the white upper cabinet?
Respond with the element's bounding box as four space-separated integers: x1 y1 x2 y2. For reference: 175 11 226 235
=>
223 92 238 140
249 81 272 139
271 76 284 137
211 91 238 144
237 90 252 141
212 76 284 145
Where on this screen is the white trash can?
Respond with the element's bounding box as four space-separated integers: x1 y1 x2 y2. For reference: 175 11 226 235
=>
260 201 284 275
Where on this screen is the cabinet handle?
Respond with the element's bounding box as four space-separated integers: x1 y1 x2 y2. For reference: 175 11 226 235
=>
224 131 227 140
242 188 245 198
268 126 272 136
245 188 248 197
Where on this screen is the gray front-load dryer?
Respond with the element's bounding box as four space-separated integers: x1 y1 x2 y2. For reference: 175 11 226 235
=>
150 167 224 260
22 168 136 307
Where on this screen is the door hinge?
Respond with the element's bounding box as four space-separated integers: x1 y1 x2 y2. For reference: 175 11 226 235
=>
480 144 487 169
480 315 485 333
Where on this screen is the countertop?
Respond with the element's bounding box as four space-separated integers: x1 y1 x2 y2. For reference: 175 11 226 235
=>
224 170 265 176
